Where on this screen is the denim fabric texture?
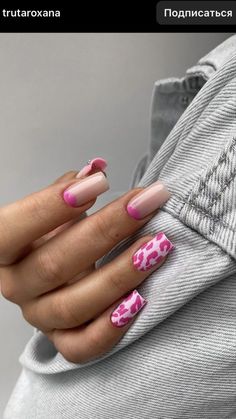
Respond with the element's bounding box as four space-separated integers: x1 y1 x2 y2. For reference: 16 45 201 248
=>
4 35 236 419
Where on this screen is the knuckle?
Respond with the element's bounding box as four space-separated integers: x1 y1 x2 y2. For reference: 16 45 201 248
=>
22 193 47 224
35 248 62 286
93 212 120 244
109 271 127 294
50 293 73 327
0 268 18 302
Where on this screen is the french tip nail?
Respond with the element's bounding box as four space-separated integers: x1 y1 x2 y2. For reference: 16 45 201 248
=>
158 180 171 191
63 171 109 207
63 190 77 207
156 181 171 202
126 180 171 220
126 204 141 220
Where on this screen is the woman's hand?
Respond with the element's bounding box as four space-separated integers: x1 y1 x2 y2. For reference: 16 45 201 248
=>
0 163 173 363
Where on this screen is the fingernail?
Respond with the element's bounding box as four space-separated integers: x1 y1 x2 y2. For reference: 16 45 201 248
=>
76 157 107 179
110 290 147 328
63 172 109 207
132 232 174 272
126 181 170 220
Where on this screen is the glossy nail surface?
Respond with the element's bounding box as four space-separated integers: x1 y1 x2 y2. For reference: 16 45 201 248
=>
127 181 170 220
110 290 147 327
132 232 174 272
63 172 109 207
76 157 107 179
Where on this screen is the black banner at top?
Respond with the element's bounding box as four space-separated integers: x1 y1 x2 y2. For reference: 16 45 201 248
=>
0 1 234 32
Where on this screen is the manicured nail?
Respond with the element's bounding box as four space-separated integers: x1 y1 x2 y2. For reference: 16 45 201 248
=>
63 172 109 207
76 157 107 179
127 181 170 220
132 232 174 272
110 290 147 328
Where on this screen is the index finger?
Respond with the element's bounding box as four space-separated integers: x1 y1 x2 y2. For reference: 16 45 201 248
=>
0 170 109 264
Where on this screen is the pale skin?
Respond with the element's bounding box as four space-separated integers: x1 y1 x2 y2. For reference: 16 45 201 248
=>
0 169 167 364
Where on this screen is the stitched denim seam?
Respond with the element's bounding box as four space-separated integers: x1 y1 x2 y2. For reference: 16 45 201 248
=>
189 137 236 205
172 193 236 234
206 166 236 211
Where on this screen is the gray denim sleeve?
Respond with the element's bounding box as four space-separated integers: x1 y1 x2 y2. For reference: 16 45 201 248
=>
4 36 236 419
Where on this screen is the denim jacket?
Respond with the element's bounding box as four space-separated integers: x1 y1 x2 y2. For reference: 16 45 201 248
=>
4 35 236 419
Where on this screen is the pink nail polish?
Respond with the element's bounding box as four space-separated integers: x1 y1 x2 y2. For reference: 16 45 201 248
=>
127 181 170 220
76 157 107 179
110 290 147 328
132 232 174 272
63 172 109 207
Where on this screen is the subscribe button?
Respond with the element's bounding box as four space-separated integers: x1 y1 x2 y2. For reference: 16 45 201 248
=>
156 1 236 25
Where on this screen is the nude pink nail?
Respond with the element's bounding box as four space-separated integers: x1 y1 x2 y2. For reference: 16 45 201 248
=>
76 157 107 179
63 171 109 207
127 181 170 220
110 290 147 328
132 232 174 272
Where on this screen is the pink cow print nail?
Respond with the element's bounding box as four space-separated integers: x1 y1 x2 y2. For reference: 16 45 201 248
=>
132 232 174 272
110 290 147 328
